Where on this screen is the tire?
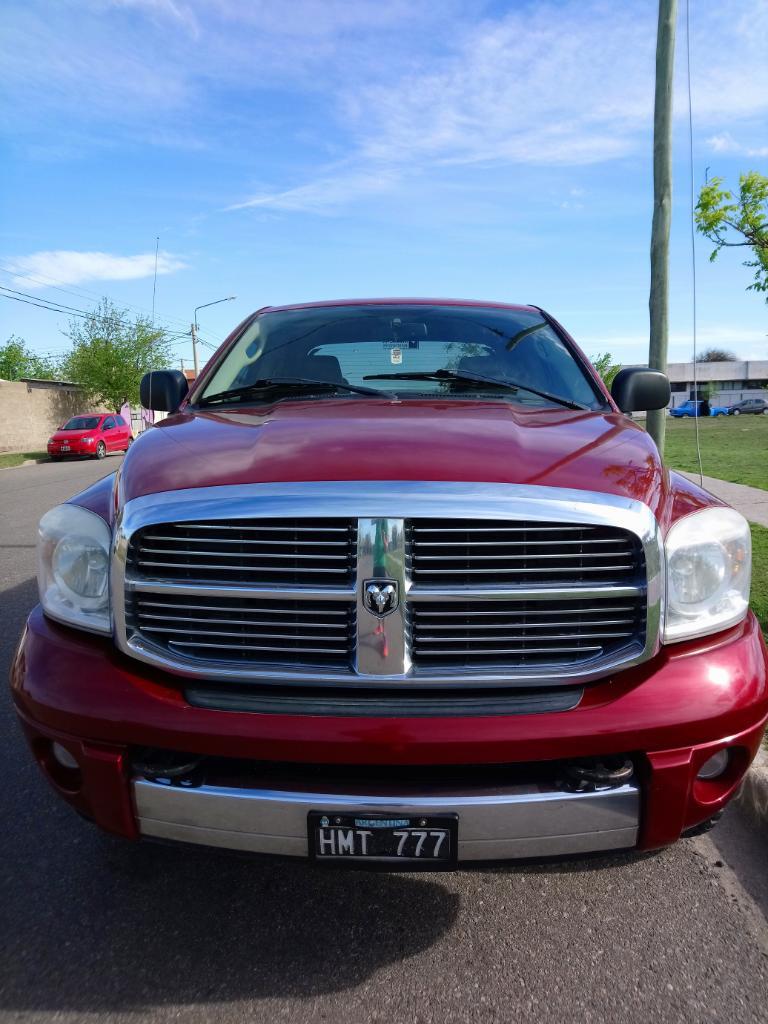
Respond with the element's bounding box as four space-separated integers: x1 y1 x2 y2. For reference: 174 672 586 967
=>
95 441 107 460
733 409 740 416
762 409 768 415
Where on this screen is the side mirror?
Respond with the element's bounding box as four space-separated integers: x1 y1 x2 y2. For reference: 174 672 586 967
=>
140 370 189 412
610 367 670 413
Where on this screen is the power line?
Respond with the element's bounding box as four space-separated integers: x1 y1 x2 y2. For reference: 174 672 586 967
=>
0 287 194 349
0 278 221 349
0 260 195 334
0 284 112 319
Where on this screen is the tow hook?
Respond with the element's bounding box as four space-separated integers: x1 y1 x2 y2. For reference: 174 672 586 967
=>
558 757 635 793
132 749 206 787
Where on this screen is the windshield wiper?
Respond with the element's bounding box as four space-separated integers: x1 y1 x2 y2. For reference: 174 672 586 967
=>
197 377 394 406
362 369 588 411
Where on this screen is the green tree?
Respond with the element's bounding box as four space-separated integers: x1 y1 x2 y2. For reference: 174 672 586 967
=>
590 352 620 388
695 171 768 300
695 347 737 363
0 335 61 380
61 299 174 411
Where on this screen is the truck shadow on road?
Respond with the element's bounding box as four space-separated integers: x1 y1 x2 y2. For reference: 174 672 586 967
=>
1 815 460 1012
0 575 457 1012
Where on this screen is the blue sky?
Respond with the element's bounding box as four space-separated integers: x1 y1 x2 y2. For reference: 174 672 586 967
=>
1 0 766 369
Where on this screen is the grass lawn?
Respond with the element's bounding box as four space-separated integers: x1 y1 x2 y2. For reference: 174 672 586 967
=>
0 451 47 470
751 523 768 640
664 414 768 491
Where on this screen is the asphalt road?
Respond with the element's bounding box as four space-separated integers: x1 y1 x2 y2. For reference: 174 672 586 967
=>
1 457 767 1024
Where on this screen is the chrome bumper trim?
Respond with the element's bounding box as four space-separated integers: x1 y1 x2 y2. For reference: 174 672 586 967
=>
133 777 640 862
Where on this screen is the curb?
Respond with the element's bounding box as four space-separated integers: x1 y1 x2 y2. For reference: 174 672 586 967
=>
739 747 768 824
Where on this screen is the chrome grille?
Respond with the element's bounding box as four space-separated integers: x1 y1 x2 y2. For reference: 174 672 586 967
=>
408 519 643 586
410 597 646 667
127 518 357 587
127 592 355 665
116 482 659 687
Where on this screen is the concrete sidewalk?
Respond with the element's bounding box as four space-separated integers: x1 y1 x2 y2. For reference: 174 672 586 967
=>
679 471 768 528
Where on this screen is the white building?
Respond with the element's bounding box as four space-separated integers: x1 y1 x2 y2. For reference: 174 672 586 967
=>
665 360 767 408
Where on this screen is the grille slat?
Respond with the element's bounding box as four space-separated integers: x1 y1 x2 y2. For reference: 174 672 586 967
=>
169 641 351 655
414 552 634 562
137 601 349 617
135 560 350 574
415 632 634 643
414 538 634 548
412 604 637 618
124 520 356 663
408 518 644 588
180 524 351 533
137 548 350 561
145 626 347 640
414 526 588 534
138 614 350 628
409 595 646 668
413 645 604 657
413 620 636 632
128 517 357 587
410 564 634 575
142 535 351 547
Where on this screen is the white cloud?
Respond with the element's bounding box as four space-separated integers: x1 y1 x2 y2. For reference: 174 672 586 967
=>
227 168 402 214
4 0 767 213
706 132 768 158
108 0 200 36
7 250 187 289
229 0 768 215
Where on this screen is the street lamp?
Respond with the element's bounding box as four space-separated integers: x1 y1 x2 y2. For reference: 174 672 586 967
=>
191 296 236 376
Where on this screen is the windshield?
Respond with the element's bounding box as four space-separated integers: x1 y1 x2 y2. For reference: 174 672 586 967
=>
198 304 604 410
62 416 100 430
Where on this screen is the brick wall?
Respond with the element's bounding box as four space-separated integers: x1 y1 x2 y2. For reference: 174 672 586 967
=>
0 379 107 453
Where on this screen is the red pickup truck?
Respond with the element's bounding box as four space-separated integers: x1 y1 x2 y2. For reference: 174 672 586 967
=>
11 299 768 868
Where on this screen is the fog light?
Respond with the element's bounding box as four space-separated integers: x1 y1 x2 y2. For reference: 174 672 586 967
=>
51 742 79 770
697 749 730 780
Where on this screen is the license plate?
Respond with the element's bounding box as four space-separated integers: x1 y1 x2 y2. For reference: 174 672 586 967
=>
308 811 458 868
61 445 70 451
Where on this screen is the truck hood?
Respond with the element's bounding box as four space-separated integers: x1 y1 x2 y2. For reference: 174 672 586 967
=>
120 398 666 512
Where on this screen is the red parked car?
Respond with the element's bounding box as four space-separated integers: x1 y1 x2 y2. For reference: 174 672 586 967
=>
47 413 133 460
11 300 768 869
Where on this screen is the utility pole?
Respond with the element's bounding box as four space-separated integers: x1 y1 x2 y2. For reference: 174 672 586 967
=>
191 296 236 379
191 322 200 376
647 0 677 453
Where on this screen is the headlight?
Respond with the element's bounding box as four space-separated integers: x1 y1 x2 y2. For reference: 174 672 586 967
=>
83 436 95 443
663 507 751 643
37 504 112 634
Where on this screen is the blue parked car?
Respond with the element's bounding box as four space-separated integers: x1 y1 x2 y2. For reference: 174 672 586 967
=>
670 400 708 418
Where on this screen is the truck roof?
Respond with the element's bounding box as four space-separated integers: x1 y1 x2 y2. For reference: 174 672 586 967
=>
258 297 539 314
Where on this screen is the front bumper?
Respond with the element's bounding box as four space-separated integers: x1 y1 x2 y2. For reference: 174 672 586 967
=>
133 774 640 860
47 441 95 456
10 606 768 862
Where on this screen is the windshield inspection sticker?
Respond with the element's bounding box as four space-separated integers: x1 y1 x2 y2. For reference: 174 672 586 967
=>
390 346 403 365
